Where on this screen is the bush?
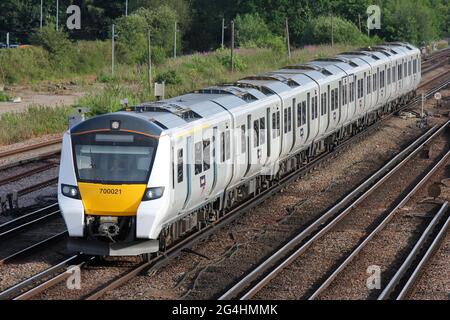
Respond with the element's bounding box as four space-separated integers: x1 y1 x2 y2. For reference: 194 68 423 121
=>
155 69 182 85
115 14 148 65
215 48 247 72
30 26 74 68
114 6 179 65
0 91 9 102
303 16 372 46
235 13 286 54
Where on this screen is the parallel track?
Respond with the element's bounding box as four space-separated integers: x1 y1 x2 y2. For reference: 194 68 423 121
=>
217 120 449 300
0 203 61 241
377 202 450 300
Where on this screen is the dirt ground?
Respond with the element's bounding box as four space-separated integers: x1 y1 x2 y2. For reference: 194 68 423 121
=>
0 83 99 115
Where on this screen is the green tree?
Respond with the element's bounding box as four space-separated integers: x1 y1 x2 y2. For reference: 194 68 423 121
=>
235 13 285 53
303 15 373 46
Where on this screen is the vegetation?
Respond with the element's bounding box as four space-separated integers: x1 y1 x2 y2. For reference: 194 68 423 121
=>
0 105 72 145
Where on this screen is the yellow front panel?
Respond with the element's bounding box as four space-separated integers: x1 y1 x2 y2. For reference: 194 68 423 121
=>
78 182 146 216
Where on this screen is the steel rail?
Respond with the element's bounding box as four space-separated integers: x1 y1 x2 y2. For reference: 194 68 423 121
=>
309 151 450 300
218 120 448 300
0 231 68 265
12 256 96 300
17 177 58 197
0 203 58 233
0 163 57 187
0 139 61 160
0 206 61 240
378 202 450 300
0 254 82 300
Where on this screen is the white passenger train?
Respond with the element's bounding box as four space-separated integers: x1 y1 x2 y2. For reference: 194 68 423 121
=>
58 42 421 256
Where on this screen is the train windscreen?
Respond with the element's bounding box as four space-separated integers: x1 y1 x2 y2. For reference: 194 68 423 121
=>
72 132 158 184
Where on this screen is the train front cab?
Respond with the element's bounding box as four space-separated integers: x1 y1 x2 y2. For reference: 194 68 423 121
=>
58 113 169 256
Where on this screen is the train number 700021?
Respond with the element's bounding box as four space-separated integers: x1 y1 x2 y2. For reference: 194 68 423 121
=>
99 188 122 195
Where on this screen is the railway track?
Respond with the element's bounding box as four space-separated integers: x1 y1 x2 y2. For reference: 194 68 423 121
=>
217 120 449 300
0 139 61 171
0 254 91 300
421 48 450 74
0 203 61 241
0 204 66 264
378 202 449 300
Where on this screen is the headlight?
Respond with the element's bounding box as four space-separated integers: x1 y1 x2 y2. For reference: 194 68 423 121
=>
61 184 81 199
142 187 165 201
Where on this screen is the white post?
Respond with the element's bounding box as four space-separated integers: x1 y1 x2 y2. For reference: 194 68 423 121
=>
285 18 291 60
112 24 115 76
6 33 9 48
40 0 43 30
174 21 177 58
331 15 334 47
56 0 59 31
358 14 361 32
125 0 128 16
221 18 225 49
148 30 152 90
231 20 235 72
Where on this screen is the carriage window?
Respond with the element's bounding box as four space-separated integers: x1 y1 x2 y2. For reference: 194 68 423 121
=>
260 117 265 145
398 65 402 80
297 103 301 127
387 69 391 85
381 71 385 88
313 97 318 119
177 148 183 183
220 132 225 162
334 90 339 110
413 60 417 74
331 90 335 110
241 125 246 153
288 108 292 131
357 80 360 99
408 61 411 76
272 114 276 138
254 120 260 146
225 130 231 161
404 62 407 77
283 109 288 134
321 93 327 115
301 101 306 125
194 141 202 175
276 111 281 136
353 82 356 101
203 139 210 171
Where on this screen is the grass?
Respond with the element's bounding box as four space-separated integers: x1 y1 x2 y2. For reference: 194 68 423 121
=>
0 105 72 146
0 43 356 145
0 41 111 85
0 91 10 102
